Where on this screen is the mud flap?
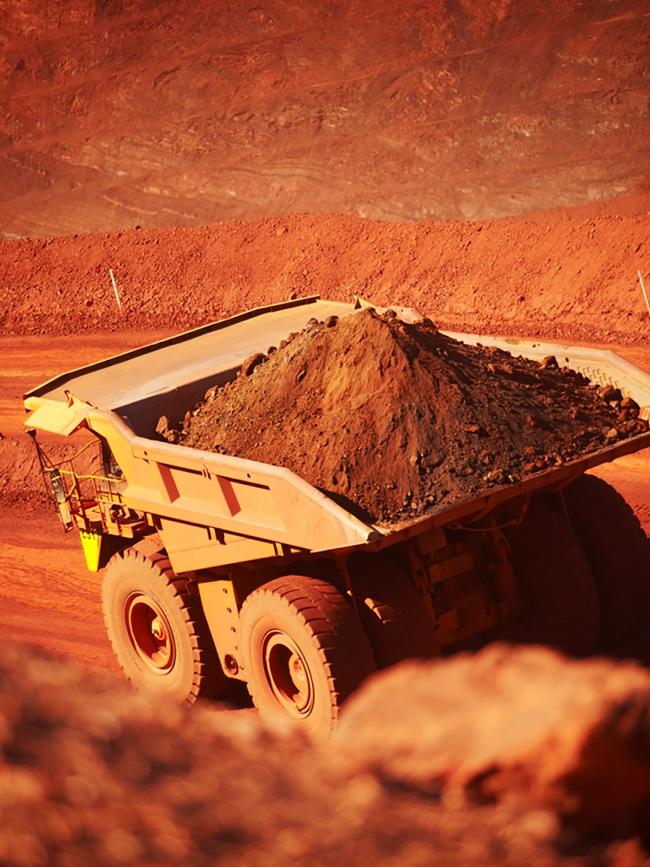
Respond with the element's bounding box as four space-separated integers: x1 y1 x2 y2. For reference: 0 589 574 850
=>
79 530 103 572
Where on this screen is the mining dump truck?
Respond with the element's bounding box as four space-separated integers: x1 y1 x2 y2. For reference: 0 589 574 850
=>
24 297 650 734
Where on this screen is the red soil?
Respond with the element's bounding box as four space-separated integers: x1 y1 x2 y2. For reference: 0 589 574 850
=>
1 212 650 344
339 645 650 841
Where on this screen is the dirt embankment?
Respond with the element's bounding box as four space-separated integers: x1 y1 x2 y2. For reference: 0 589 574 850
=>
1 0 649 238
1 641 649 867
1 212 649 344
178 309 648 524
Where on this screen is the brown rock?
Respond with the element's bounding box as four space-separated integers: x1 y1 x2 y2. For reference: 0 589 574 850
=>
336 645 650 837
241 352 266 376
601 386 623 403
180 310 647 525
204 385 218 401
620 397 640 417
3 641 631 867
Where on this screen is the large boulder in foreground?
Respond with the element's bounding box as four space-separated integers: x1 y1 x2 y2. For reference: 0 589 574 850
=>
1 641 649 866
337 644 650 837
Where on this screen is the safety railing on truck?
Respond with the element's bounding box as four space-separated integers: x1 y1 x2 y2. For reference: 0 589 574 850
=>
30 433 146 538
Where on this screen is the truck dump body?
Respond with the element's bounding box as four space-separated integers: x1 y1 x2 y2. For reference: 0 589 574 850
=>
26 297 355 438
24 297 650 575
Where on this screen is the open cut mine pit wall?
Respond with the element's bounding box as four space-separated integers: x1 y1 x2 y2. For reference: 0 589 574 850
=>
0 0 649 238
1 212 649 345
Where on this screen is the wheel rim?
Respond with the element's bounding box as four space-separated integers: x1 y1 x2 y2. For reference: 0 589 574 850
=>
125 592 176 674
262 630 315 718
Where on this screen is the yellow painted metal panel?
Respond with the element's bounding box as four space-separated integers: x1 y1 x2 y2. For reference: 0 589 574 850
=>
198 579 245 680
79 530 102 572
24 398 88 436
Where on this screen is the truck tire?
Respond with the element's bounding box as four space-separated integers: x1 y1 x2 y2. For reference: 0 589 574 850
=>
504 498 599 655
353 558 435 668
102 547 227 703
239 575 376 735
563 474 650 640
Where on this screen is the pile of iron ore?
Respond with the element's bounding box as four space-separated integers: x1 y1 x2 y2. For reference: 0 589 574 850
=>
169 309 647 524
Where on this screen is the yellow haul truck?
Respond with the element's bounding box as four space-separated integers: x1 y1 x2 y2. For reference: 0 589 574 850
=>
24 297 650 734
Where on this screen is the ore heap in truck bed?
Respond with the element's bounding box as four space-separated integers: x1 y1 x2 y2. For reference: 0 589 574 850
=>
166 309 648 525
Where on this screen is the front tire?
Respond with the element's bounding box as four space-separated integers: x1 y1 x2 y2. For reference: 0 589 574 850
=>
239 575 376 735
102 547 227 702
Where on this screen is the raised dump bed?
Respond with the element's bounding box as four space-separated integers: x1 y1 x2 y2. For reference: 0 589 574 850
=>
24 296 650 734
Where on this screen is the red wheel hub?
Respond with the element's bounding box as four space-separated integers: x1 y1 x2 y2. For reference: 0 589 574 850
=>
262 631 314 718
125 593 175 673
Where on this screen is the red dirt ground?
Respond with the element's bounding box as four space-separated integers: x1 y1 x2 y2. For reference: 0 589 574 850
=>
1 0 649 239
1 212 650 344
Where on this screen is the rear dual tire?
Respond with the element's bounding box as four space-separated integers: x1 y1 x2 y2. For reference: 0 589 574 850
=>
563 474 650 642
506 479 649 654
239 576 376 736
505 498 599 655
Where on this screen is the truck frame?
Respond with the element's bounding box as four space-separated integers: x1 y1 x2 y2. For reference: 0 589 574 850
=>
24 297 650 734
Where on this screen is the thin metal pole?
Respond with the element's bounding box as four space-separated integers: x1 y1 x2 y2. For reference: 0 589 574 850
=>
109 267 122 312
638 270 650 316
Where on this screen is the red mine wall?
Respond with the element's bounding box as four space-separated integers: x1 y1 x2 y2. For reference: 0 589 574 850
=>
1 0 649 238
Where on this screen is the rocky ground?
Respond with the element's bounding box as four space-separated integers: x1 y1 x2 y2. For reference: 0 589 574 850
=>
2 1 649 238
